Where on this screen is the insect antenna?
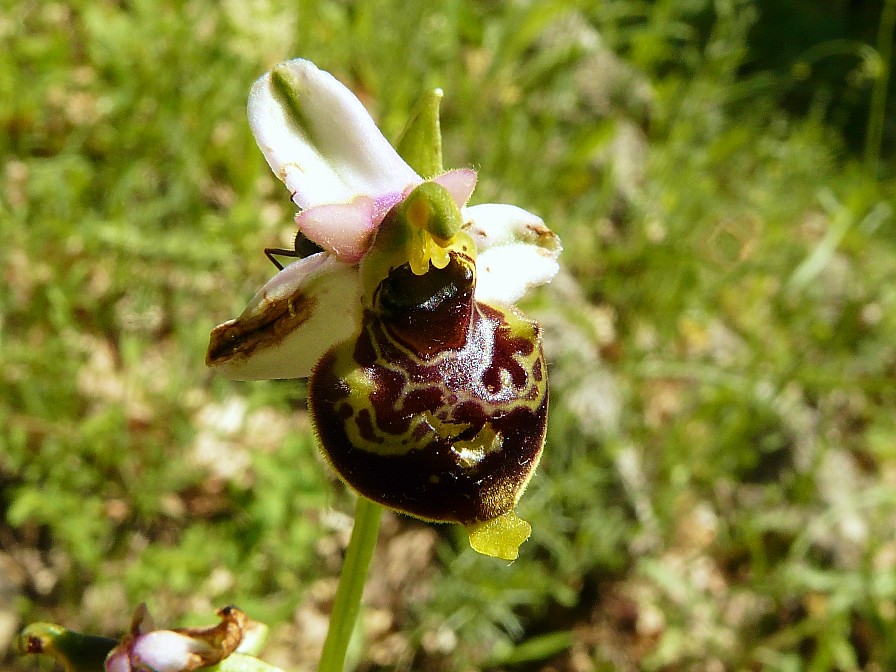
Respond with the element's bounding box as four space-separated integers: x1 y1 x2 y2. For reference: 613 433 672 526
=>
264 230 326 270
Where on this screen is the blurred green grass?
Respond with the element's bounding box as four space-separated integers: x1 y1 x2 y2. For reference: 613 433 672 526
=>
3 1 896 671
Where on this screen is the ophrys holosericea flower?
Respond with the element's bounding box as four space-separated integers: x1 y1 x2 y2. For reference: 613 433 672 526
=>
207 60 561 560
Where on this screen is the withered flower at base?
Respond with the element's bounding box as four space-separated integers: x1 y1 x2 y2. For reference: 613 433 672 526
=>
207 59 561 560
18 605 272 672
105 604 246 672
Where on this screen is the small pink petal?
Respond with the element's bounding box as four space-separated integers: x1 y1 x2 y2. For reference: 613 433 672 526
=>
432 168 477 208
296 196 378 263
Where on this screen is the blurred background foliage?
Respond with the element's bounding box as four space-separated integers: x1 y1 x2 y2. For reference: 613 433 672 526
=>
2 0 896 670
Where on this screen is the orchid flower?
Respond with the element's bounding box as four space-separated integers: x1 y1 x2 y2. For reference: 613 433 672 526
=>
18 605 277 672
207 59 561 560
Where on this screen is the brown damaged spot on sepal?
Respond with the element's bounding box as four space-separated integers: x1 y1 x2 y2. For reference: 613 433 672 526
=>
527 222 562 255
464 218 561 253
206 290 315 367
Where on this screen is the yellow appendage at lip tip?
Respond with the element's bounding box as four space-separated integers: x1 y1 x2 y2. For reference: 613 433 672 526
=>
466 510 532 561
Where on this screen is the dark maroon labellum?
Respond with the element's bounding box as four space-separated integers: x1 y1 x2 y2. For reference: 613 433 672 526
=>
309 253 548 527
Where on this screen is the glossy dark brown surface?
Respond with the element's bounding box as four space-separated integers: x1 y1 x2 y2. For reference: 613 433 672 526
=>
309 255 548 525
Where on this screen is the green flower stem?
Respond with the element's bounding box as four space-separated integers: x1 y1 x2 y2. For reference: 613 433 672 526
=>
319 496 384 672
866 0 896 174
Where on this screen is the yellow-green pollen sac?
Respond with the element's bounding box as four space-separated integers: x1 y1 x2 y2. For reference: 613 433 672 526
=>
310 183 548 560
401 181 463 275
359 181 476 310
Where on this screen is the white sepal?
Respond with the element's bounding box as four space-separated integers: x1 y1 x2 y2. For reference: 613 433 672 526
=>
465 203 562 304
248 59 420 210
207 254 361 380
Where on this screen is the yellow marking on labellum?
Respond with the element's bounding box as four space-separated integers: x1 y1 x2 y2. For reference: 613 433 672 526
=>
425 413 474 441
327 350 469 459
452 426 503 469
309 182 548 561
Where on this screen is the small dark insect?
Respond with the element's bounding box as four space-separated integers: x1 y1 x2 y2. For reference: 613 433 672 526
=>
265 230 325 269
